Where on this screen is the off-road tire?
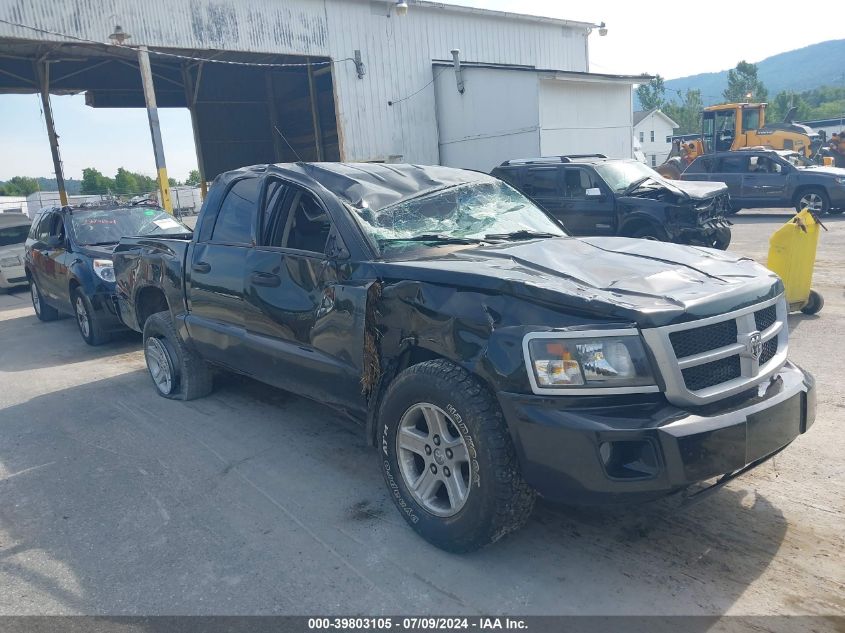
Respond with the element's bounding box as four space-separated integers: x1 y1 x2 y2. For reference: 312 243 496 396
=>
712 227 732 250
630 224 668 242
143 311 213 400
379 359 535 552
29 277 59 322
801 289 824 315
794 187 830 214
72 288 111 346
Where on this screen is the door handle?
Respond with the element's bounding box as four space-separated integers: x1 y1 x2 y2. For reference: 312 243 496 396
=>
192 261 211 274
250 271 281 287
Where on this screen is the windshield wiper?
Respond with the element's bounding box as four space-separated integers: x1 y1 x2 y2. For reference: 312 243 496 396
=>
483 230 559 241
378 234 485 245
83 241 119 247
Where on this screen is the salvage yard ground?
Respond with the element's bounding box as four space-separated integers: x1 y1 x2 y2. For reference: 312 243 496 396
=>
0 209 843 616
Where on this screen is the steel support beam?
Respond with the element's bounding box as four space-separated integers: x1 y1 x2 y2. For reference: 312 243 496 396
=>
182 62 207 198
35 61 68 206
306 60 324 161
138 46 173 213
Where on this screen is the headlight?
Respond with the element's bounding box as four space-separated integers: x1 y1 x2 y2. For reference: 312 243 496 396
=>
524 330 658 394
0 255 22 268
836 177 845 186
93 259 115 282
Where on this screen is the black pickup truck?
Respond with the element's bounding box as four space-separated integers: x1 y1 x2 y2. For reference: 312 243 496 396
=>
113 163 815 552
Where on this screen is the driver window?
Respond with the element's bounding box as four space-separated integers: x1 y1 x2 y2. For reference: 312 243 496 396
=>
265 184 333 255
562 168 599 199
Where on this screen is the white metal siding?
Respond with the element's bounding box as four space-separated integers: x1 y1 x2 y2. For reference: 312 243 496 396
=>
634 112 677 164
0 0 589 164
538 79 633 159
433 67 540 171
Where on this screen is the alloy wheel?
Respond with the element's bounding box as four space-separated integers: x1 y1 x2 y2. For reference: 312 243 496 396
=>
75 296 90 339
30 282 40 316
800 192 823 212
396 402 472 517
145 337 174 395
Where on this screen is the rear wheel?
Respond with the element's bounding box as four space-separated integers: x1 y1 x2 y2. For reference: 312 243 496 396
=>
72 289 111 346
30 278 59 322
711 227 732 250
379 359 535 552
795 188 830 214
143 311 213 400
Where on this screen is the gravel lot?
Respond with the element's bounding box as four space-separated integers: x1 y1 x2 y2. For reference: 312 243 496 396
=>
0 209 842 616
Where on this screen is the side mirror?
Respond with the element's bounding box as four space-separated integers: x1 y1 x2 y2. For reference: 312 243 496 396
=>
585 187 603 198
45 235 63 249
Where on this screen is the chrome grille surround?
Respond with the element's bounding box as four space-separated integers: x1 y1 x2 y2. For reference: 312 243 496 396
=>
641 295 788 407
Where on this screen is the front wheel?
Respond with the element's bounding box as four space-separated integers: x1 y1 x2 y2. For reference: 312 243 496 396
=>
379 359 535 552
143 311 213 400
711 227 732 250
795 188 830 214
630 224 668 242
72 289 111 345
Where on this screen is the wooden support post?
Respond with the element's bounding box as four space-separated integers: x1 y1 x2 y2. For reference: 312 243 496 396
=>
35 61 68 206
307 59 324 162
138 46 173 213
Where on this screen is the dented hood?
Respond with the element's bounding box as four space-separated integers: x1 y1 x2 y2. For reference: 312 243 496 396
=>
665 179 728 200
378 237 781 328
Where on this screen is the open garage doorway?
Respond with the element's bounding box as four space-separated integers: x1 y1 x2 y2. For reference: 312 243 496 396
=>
0 40 342 187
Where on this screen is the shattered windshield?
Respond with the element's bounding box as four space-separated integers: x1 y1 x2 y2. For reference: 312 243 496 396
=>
594 161 665 193
70 207 190 246
349 180 566 256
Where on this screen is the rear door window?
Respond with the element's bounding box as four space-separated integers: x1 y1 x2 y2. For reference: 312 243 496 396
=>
562 168 601 199
524 168 559 198
211 178 260 244
717 156 748 174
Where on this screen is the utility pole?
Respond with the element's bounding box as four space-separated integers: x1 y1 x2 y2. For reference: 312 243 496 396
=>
137 46 173 214
35 61 68 206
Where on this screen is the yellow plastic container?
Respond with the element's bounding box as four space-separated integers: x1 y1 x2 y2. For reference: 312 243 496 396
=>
766 209 823 314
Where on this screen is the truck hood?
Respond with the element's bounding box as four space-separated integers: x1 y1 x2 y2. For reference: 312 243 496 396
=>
798 165 845 177
658 178 728 200
379 237 780 328
77 244 118 259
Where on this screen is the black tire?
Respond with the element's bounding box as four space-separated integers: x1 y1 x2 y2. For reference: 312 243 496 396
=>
143 311 213 400
801 289 824 315
630 224 668 242
379 359 535 552
29 277 59 322
712 227 732 250
71 288 111 346
794 188 830 214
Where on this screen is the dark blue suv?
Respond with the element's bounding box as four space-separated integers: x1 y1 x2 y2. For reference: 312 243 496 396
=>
25 203 190 345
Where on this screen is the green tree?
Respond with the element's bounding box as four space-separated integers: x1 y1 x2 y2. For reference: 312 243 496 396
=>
0 176 40 196
664 88 704 135
185 169 201 187
723 61 768 103
80 168 115 194
767 91 811 123
114 167 140 195
168 177 179 187
636 75 666 111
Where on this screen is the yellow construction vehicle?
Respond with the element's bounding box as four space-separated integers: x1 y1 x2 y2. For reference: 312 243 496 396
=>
657 103 824 179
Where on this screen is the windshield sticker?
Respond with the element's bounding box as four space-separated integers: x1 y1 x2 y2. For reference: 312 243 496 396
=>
153 218 181 230
144 210 156 216
83 218 117 225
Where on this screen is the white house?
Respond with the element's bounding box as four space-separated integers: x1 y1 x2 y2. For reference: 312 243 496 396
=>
633 109 679 167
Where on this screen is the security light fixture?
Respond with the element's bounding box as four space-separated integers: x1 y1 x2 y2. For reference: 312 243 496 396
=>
395 1 409 17
108 25 130 45
598 22 608 36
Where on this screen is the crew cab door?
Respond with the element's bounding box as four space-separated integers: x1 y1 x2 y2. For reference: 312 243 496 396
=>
33 211 72 307
559 167 616 235
242 177 365 411
711 155 748 201
185 176 260 368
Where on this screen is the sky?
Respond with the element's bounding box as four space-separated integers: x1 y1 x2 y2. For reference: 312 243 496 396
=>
1 0 843 182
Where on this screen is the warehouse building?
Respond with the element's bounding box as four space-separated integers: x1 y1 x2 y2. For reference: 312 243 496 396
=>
0 0 643 202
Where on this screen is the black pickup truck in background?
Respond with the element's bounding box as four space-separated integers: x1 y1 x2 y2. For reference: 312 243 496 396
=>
113 163 815 552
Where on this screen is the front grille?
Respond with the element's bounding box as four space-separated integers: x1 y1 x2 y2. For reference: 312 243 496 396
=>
759 337 777 365
670 320 737 358
755 305 777 331
642 296 789 406
682 356 741 391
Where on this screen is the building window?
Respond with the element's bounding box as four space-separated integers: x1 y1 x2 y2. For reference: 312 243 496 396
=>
639 131 644 143
650 155 657 167
650 130 655 142
666 135 672 143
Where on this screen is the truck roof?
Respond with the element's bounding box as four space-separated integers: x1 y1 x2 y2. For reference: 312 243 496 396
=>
222 162 497 211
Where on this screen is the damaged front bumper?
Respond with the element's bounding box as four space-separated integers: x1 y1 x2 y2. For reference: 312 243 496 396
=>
497 361 815 504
